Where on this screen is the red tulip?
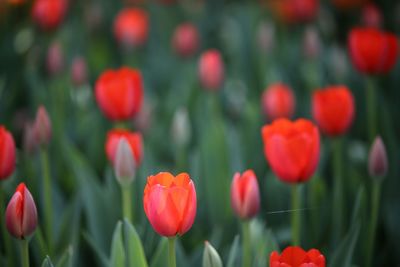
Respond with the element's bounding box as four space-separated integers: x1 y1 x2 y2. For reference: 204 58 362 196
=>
71 56 88 86
198 49 225 91
31 0 67 31
95 67 144 121
143 172 197 237
0 126 16 180
172 23 200 58
348 27 398 75
106 129 143 166
5 183 38 239
261 119 320 183
361 3 382 28
230 170 260 220
268 0 319 24
270 246 325 267
33 106 52 146
312 86 355 136
113 8 149 48
262 82 295 121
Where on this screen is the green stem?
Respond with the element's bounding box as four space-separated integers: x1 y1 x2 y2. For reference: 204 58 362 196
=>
0 185 14 266
241 220 251 267
20 239 29 267
121 185 133 223
332 138 344 243
366 77 377 141
291 185 301 246
366 181 381 267
40 148 52 251
168 237 176 267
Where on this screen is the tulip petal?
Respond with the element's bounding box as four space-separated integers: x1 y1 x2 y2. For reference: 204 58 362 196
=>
280 246 308 266
5 192 23 238
242 173 260 219
178 181 197 235
22 187 38 237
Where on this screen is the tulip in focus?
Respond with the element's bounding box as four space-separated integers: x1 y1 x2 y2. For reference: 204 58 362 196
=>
0 126 16 180
143 172 196 237
262 82 295 121
312 85 355 136
368 136 388 178
172 23 200 58
46 42 64 76
114 137 136 186
361 3 382 28
106 129 143 166
33 106 52 146
31 0 67 31
114 8 149 48
270 246 325 267
71 56 88 86
95 67 144 121
6 183 38 239
198 49 225 91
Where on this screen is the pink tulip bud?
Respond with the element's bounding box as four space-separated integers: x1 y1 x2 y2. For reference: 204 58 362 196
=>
230 170 260 220
46 42 64 76
6 183 38 239
23 122 38 154
361 3 382 28
114 137 136 186
303 26 320 59
198 49 225 91
172 23 200 58
71 56 88 86
33 106 52 146
368 136 388 178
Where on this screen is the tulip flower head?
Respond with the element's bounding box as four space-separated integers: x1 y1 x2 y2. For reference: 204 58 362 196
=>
368 136 388 179
143 172 197 237
71 56 88 86
270 246 325 267
33 106 52 147
46 41 64 76
262 118 320 183
114 137 136 186
31 0 67 31
361 3 382 28
106 129 143 166
198 49 225 91
6 183 38 239
172 23 200 58
312 85 355 136
0 126 16 180
114 8 149 48
262 82 295 121
230 170 260 220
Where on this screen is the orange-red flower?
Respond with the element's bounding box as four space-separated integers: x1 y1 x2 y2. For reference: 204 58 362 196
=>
105 129 143 166
198 49 225 91
262 82 295 121
261 119 320 183
348 27 398 74
312 86 355 136
270 246 325 267
0 126 16 180
113 8 149 48
31 0 67 31
172 23 200 58
143 172 197 237
95 67 143 121
268 0 319 24
231 170 260 220
6 183 38 239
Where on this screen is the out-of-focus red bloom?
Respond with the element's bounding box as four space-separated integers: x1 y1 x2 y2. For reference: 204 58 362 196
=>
106 129 143 166
262 82 295 121
361 3 382 28
95 67 144 121
33 106 52 146
198 49 225 91
332 0 366 10
71 56 88 86
0 126 16 180
113 8 149 48
262 119 320 183
348 27 398 74
312 86 355 136
231 170 260 220
144 172 197 237
5 183 38 239
270 246 325 267
268 0 319 24
46 42 64 76
172 23 200 58
31 0 67 31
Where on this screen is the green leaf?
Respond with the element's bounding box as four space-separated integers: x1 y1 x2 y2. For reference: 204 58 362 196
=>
56 246 73 267
203 241 223 267
110 221 125 267
149 238 168 267
123 219 148 267
226 235 239 267
41 256 54 267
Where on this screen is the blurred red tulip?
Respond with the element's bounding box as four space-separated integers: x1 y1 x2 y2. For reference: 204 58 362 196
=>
368 136 388 178
0 126 16 180
198 49 225 91
172 23 200 58
230 170 260 220
71 57 88 86
31 0 67 31
144 172 197 237
361 3 382 28
262 82 295 121
6 183 38 239
262 119 320 183
33 106 52 146
106 129 143 166
46 42 64 76
95 67 144 121
312 86 355 136
114 8 149 48
270 246 325 267
348 27 398 74
268 0 319 24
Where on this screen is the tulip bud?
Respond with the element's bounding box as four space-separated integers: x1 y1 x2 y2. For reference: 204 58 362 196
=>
303 26 320 59
31 0 67 31
114 138 136 186
171 107 191 147
203 241 223 267
113 8 149 48
23 122 38 154
198 49 225 91
46 42 64 76
361 3 382 28
33 106 52 146
71 56 88 86
6 183 38 239
106 129 143 166
262 82 295 121
0 126 16 180
172 23 199 58
368 136 388 179
257 21 275 54
231 170 260 220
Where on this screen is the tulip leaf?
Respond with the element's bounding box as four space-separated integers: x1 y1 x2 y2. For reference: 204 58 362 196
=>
123 219 149 267
56 246 73 267
82 232 109 267
149 238 168 267
110 221 125 267
203 242 223 267
41 256 54 267
226 235 239 267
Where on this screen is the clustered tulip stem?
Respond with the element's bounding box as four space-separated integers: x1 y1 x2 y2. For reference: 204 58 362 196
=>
291 185 301 246
121 185 133 222
332 138 344 243
366 181 382 267
20 239 30 267
241 220 251 267
40 148 53 250
366 77 377 141
168 237 177 267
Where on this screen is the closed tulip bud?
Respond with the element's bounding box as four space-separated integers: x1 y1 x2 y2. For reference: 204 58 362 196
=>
231 170 260 220
46 42 64 76
198 49 225 91
71 56 88 86
33 106 52 146
368 136 388 179
106 129 143 166
0 126 16 180
203 241 223 267
31 0 67 31
114 138 136 186
262 82 295 121
23 122 38 154
303 26 320 59
172 23 199 58
171 107 191 147
361 3 382 28
6 183 38 239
